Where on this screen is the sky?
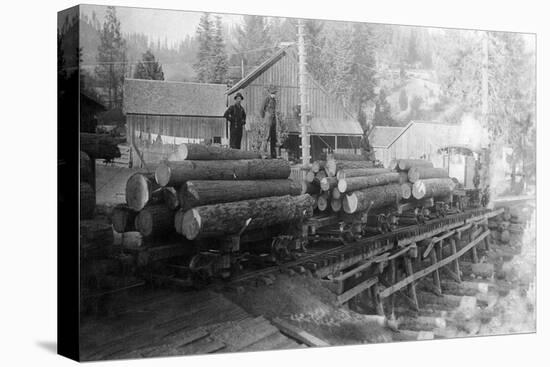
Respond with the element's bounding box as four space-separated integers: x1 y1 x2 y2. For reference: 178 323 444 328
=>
80 4 243 45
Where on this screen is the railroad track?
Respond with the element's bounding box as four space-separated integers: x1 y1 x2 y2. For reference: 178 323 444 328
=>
227 207 502 284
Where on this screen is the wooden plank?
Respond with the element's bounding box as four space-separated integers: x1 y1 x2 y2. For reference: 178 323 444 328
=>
398 220 466 246
380 231 489 298
337 276 378 305
271 317 330 347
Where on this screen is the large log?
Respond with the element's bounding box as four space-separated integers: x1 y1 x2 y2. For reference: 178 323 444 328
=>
135 204 175 238
317 192 330 212
408 167 449 183
111 204 138 233
325 160 375 177
79 133 123 160
155 159 291 187
320 176 338 192
330 198 342 212
180 194 315 240
412 178 455 200
401 183 412 200
168 143 261 161
125 173 161 211
311 161 326 173
179 179 301 210
336 167 392 180
337 172 400 193
342 184 402 214
80 182 95 219
397 159 434 171
332 187 342 200
305 170 316 183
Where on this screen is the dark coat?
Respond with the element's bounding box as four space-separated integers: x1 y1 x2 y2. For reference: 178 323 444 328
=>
224 104 246 128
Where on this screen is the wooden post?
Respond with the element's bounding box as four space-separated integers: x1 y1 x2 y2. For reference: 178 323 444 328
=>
404 256 419 310
470 227 479 263
450 237 462 283
371 282 384 316
297 19 310 168
430 246 442 296
389 259 397 315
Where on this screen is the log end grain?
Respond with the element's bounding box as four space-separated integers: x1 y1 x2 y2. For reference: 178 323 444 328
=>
305 171 315 183
337 179 347 193
317 194 329 212
182 208 202 240
126 173 154 211
331 198 342 212
155 163 171 187
401 183 412 200
343 193 358 214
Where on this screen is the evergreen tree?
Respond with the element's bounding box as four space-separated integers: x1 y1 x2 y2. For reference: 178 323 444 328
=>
194 13 214 82
95 6 127 108
133 50 165 80
211 16 229 84
233 15 272 73
304 19 328 86
373 89 393 125
407 29 420 65
399 89 409 111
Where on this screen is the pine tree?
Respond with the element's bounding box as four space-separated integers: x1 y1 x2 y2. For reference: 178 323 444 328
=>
373 89 394 125
304 19 328 86
133 50 165 80
399 89 409 111
194 13 214 83
233 15 272 73
95 6 127 108
407 29 420 65
211 16 228 84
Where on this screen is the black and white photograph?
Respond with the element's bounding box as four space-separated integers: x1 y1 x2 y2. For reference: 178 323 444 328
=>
54 1 539 363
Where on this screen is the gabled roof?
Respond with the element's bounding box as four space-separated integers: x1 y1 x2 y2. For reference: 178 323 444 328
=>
226 47 290 95
227 46 361 135
286 117 363 136
370 121 462 148
368 125 404 148
123 79 227 116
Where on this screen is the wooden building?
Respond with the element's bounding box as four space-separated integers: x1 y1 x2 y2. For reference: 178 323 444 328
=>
226 46 363 162
369 121 462 168
123 79 228 166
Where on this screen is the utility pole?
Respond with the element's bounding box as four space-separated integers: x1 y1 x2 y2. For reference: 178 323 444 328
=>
297 19 311 168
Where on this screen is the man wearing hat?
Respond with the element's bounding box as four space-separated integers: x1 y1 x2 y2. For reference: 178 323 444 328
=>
260 86 278 158
224 92 246 149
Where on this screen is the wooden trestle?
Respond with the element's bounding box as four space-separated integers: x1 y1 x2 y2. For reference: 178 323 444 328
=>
315 208 503 314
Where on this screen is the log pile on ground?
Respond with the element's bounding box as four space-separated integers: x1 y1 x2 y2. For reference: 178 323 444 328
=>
114 143 314 241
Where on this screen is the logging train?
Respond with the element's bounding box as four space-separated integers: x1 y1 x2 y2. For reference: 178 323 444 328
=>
101 143 490 284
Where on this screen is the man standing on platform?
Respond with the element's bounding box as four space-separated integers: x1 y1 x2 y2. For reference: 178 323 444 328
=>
224 92 246 149
260 86 278 158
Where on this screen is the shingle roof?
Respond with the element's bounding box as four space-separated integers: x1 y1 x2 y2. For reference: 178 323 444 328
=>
123 79 228 116
286 117 363 136
368 126 404 147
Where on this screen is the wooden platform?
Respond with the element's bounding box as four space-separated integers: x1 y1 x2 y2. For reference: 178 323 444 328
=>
80 288 302 361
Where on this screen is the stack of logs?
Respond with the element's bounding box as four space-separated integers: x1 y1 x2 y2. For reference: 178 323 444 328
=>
112 143 316 242
303 156 456 215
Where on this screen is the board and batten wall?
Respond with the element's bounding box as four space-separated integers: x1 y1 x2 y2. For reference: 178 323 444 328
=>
126 113 227 167
374 123 461 168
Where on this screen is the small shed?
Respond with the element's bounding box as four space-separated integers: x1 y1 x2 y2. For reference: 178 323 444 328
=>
123 79 228 165
369 121 462 168
226 46 363 162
